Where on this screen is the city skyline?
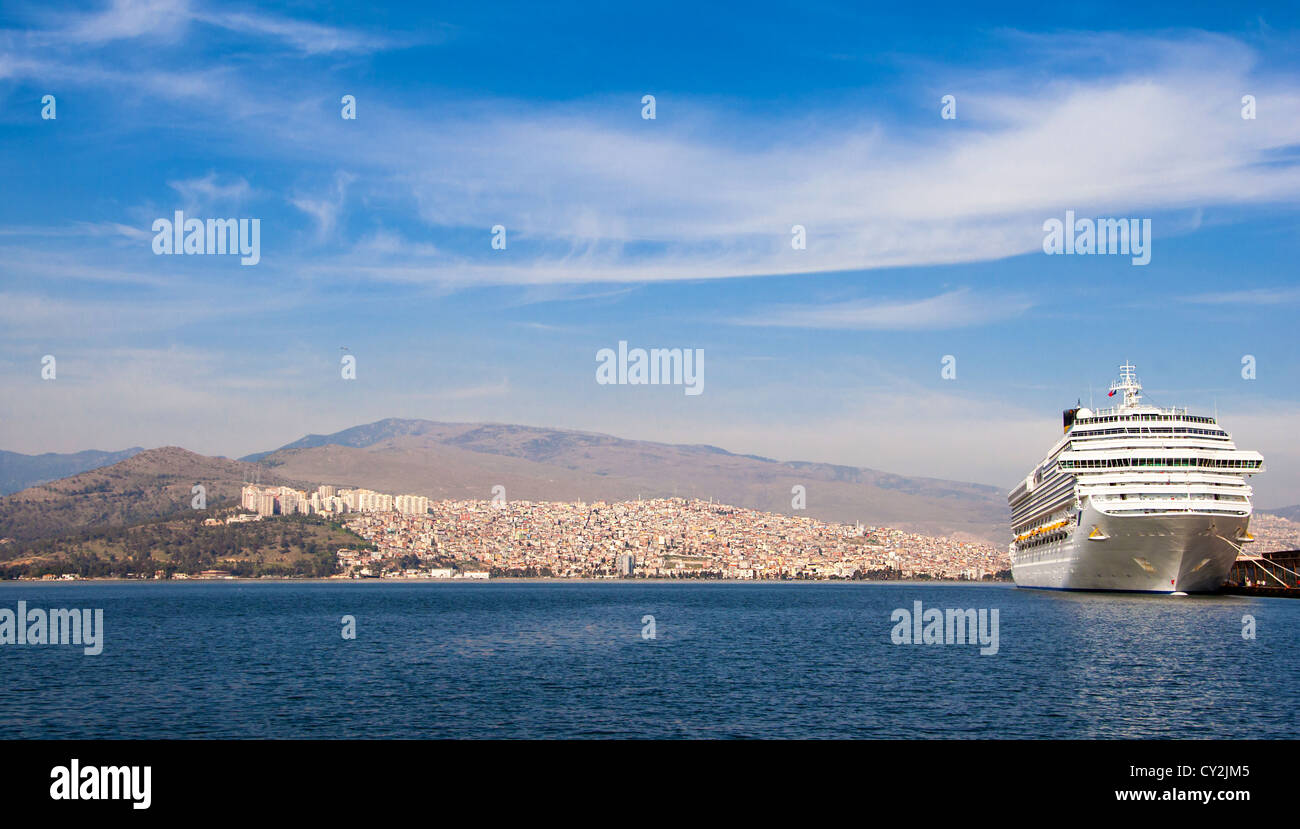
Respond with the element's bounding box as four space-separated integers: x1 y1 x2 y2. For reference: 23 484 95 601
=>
2 1 1299 504
231 482 1010 580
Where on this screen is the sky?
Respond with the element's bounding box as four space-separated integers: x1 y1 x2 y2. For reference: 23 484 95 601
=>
0 0 1298 505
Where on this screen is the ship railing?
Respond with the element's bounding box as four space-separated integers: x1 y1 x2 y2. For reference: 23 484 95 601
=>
1088 405 1189 417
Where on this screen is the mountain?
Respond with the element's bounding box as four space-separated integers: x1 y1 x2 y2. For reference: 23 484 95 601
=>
249 418 1009 543
0 447 145 495
0 447 301 542
240 420 440 462
1261 505 1300 523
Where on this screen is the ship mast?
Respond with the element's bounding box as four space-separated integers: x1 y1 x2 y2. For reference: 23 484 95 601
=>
1109 361 1143 409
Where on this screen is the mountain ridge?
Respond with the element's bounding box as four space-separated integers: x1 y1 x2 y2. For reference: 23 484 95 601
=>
245 418 1009 543
245 418 1003 493
0 447 146 495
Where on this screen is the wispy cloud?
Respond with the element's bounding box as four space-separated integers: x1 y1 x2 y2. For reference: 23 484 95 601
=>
39 0 417 54
5 23 1299 286
193 10 412 55
168 173 253 212
290 173 356 241
1184 287 1300 305
262 33 1300 285
55 0 193 45
733 289 1033 330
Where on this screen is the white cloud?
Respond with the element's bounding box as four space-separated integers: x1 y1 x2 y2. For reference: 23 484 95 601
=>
167 173 253 212
290 173 356 241
1185 287 1300 305
733 288 1034 330
5 26 1298 288
192 10 414 55
58 0 193 45
246 34 1300 286
38 0 410 54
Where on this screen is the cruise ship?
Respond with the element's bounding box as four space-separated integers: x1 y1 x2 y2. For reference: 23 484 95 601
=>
1008 363 1264 593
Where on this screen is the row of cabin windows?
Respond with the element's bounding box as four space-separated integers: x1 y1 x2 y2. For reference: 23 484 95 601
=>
1074 414 1216 425
1102 492 1249 501
1070 426 1228 439
1061 458 1261 470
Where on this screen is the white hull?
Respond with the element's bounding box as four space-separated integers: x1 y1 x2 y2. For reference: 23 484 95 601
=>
1012 505 1246 593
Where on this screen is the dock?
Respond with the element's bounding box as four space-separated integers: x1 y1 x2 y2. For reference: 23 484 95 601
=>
1225 548 1300 597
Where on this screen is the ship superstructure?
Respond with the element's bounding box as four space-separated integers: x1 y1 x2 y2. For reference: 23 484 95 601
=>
1008 363 1263 592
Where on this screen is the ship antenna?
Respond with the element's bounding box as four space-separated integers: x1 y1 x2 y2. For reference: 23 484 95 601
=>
1111 361 1142 408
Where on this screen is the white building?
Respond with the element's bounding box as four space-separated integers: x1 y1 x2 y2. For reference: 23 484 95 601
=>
396 494 430 516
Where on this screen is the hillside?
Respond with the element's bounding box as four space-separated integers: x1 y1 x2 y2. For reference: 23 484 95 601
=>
250 419 1009 543
0 513 370 579
0 447 305 542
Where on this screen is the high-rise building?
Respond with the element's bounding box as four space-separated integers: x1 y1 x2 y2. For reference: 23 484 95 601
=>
396 494 429 515
257 492 277 517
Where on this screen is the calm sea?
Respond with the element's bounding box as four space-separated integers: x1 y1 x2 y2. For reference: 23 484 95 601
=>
0 581 1293 739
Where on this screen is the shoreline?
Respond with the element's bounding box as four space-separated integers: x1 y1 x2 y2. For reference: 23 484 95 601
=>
0 576 1011 586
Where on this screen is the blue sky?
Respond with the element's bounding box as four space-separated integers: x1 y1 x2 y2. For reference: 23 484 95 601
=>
1 1 1298 504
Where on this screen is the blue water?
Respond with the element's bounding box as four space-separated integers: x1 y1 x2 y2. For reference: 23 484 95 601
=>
0 581 1293 738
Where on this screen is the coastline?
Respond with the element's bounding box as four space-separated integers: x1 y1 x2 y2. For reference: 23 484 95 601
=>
0 576 1012 586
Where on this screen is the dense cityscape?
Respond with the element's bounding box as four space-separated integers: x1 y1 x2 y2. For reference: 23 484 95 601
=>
239 484 1009 580
1243 512 1300 553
